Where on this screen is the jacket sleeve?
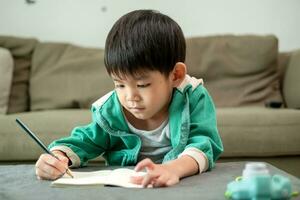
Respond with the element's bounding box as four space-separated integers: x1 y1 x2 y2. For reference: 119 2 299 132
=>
48 119 110 167
185 85 224 170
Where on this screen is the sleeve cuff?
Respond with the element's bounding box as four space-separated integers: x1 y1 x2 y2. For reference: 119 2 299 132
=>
178 147 209 173
50 146 81 168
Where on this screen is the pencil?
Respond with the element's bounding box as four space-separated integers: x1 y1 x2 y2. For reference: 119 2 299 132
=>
16 118 74 178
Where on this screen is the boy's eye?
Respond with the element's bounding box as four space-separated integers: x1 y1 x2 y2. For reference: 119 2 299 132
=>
137 83 151 88
115 84 125 88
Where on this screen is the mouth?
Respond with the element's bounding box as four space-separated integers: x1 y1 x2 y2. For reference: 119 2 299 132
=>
128 107 145 112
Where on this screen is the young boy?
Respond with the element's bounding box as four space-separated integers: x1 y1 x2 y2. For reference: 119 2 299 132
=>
35 9 223 187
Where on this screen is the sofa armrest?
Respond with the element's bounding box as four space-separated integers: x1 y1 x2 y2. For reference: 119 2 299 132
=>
283 49 300 109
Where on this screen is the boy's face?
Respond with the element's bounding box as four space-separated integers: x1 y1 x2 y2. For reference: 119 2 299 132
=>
112 70 174 122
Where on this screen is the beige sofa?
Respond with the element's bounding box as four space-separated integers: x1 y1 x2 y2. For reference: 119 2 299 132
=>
1 35 299 177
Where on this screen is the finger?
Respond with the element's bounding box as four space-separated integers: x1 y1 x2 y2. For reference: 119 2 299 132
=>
130 175 144 185
35 154 46 169
36 165 62 180
35 166 47 180
35 154 52 172
35 161 44 179
135 158 155 172
166 177 179 186
153 175 168 188
142 171 159 188
36 154 67 179
55 153 69 165
35 158 63 180
41 154 68 174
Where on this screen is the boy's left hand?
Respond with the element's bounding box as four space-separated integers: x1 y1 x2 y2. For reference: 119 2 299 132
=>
130 158 180 188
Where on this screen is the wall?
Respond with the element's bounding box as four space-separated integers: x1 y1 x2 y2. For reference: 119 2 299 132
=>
0 0 299 51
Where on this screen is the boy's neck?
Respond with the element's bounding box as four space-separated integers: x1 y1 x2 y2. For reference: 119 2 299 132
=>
123 108 169 131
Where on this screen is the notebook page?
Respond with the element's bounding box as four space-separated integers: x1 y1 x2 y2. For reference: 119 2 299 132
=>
52 170 111 186
51 168 146 188
107 168 146 188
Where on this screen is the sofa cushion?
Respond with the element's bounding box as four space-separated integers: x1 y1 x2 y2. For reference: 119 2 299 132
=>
0 36 38 113
217 107 300 157
283 50 300 109
186 35 282 107
0 48 13 114
277 52 291 93
30 43 114 110
2 108 299 161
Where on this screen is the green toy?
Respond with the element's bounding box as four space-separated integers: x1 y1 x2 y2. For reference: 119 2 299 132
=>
225 162 299 200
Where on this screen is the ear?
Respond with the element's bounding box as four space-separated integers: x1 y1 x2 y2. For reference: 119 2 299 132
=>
170 62 187 87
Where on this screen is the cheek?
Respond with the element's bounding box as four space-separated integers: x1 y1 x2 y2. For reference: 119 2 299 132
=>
146 86 171 105
116 91 126 104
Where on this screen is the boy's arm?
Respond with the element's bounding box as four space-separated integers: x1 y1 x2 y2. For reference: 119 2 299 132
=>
36 119 109 180
184 86 224 171
178 147 208 173
48 121 110 167
163 154 199 178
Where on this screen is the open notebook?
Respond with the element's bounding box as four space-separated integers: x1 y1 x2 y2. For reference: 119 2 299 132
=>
51 168 146 188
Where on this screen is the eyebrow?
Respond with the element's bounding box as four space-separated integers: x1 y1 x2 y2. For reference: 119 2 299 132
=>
135 75 150 80
113 75 150 81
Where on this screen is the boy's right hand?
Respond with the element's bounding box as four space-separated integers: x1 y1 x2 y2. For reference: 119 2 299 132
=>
35 150 70 180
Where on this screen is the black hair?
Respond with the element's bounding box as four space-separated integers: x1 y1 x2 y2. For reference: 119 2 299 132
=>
104 9 186 78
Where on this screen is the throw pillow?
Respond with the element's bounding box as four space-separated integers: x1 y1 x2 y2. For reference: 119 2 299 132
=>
0 36 38 113
30 42 114 110
0 48 13 114
185 35 282 107
283 49 300 109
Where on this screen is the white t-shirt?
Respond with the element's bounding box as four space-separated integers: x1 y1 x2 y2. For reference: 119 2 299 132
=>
125 116 208 173
126 118 172 163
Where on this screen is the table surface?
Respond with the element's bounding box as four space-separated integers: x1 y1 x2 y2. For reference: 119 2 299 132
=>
0 162 299 200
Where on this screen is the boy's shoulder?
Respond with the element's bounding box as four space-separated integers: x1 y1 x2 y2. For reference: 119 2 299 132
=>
174 75 212 107
177 74 204 92
92 91 115 110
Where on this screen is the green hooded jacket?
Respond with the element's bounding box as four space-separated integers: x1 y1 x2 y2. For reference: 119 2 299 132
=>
49 76 223 169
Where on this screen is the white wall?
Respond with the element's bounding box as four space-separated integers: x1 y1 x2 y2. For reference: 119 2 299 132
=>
0 0 299 51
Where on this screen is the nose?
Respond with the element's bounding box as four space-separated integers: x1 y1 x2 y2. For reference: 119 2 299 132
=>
126 88 141 102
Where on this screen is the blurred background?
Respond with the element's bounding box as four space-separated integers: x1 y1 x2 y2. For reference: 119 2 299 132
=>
1 0 300 180
0 0 299 51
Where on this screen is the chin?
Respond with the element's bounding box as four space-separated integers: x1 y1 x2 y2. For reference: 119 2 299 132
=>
131 113 150 120
133 115 148 120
